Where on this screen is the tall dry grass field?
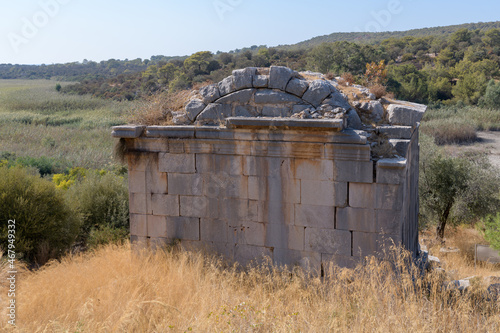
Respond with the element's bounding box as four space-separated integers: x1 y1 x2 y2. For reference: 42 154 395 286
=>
0 80 134 169
1 242 499 332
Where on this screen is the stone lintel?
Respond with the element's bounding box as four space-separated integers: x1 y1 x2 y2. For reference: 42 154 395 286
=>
225 117 343 131
112 125 145 138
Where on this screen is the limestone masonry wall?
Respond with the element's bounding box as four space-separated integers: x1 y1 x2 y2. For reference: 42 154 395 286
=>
113 66 426 271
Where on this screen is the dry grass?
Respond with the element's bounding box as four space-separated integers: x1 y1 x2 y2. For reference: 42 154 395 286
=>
128 90 192 126
421 226 500 281
369 84 388 99
421 118 477 145
2 240 499 332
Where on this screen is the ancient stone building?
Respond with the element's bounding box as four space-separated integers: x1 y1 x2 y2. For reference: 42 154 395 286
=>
112 66 426 270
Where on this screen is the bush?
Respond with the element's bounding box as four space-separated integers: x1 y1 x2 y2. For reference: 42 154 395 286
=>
0 166 80 264
480 79 500 109
65 171 129 239
87 225 129 249
484 213 500 251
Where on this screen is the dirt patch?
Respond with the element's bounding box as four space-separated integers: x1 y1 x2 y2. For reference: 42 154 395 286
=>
443 131 500 169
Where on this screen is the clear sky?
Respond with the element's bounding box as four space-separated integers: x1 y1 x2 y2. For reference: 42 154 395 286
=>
0 0 499 65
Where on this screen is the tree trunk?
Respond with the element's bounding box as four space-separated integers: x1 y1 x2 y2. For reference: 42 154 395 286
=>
436 202 453 240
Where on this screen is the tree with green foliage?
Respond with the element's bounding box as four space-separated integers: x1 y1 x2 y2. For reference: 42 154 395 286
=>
184 51 213 76
419 136 500 239
480 79 500 109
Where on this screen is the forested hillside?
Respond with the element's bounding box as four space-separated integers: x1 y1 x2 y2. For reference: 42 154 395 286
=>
59 26 500 107
2 22 500 106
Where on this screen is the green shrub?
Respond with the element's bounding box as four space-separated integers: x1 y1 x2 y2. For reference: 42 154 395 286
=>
65 171 129 239
480 79 500 109
0 166 80 264
87 225 129 249
484 213 500 252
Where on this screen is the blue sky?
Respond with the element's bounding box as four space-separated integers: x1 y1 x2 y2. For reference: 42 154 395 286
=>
0 0 499 64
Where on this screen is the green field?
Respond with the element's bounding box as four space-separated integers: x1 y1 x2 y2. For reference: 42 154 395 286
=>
0 80 135 170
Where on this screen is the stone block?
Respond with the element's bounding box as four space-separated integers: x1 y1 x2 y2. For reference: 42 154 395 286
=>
305 228 351 256
146 169 168 194
199 83 221 104
129 170 146 193
264 224 305 251
334 160 373 183
130 235 148 250
268 66 294 90
301 180 347 207
302 80 332 107
389 139 411 157
352 232 380 257
200 219 228 243
111 125 145 138
127 153 149 171
130 214 147 237
233 244 273 266
151 194 179 216
168 173 203 196
346 108 363 129
196 103 232 124
253 75 268 88
376 209 401 235
219 198 258 222
228 221 266 246
273 248 321 272
336 207 376 232
158 153 195 173
294 204 335 229
376 158 407 185
254 90 302 104
217 88 255 104
203 174 248 199
185 99 206 121
325 143 371 162
349 183 374 209
147 215 167 238
146 126 195 138
375 184 403 210
321 254 361 270
377 125 413 139
262 106 290 117
196 154 243 175
285 78 309 97
258 201 295 225
232 67 257 90
293 159 334 181
324 90 352 110
234 105 257 117
166 216 200 241
218 76 235 96
180 196 219 219
129 193 148 214
387 104 426 127
248 176 300 203
243 156 293 178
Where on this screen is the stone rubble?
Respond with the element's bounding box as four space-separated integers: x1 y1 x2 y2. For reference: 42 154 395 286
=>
172 66 427 159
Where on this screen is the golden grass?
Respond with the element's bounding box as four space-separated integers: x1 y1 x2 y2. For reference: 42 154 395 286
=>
128 90 192 126
421 226 500 281
2 240 499 332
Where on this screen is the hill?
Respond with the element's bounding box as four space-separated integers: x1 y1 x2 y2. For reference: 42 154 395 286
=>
279 21 500 49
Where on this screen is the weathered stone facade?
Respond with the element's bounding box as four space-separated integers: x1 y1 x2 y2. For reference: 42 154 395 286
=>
113 66 426 271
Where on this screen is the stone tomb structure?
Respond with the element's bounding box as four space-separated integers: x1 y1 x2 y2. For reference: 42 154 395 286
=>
113 66 426 270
